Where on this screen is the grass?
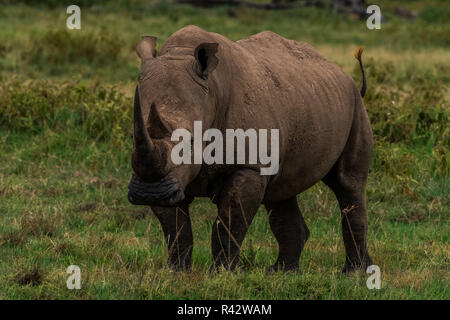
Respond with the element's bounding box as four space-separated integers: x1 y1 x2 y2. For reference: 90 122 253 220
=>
0 0 449 299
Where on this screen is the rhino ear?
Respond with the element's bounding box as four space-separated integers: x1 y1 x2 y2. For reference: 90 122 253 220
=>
136 36 157 60
194 43 219 79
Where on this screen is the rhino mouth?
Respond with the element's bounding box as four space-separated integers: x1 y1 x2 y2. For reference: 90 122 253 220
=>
128 176 185 207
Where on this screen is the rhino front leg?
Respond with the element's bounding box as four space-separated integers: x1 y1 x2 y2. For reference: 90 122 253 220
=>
152 199 194 272
211 169 267 271
265 197 310 272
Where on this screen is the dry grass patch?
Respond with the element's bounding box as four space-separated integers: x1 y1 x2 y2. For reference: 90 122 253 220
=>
15 265 43 287
20 211 60 237
0 230 27 246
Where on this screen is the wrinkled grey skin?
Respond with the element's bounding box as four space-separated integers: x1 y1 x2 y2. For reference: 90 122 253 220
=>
128 26 373 273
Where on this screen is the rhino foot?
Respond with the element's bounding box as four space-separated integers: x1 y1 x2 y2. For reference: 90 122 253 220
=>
342 255 373 274
267 261 299 274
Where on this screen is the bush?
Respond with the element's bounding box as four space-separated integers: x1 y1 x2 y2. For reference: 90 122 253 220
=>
0 0 142 8
27 30 124 67
0 79 132 146
419 6 450 24
354 59 449 146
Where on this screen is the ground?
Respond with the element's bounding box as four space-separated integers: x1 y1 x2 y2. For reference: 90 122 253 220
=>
0 0 448 299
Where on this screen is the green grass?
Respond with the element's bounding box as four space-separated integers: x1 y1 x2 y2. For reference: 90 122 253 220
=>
0 0 449 299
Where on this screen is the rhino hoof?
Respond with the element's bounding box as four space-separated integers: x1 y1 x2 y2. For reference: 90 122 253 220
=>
267 262 299 274
342 257 373 274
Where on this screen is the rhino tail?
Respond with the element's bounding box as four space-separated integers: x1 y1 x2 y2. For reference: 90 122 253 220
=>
354 47 366 98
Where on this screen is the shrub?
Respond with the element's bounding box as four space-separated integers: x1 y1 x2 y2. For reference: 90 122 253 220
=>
0 79 133 146
419 6 450 24
0 0 134 8
27 30 124 67
354 59 449 146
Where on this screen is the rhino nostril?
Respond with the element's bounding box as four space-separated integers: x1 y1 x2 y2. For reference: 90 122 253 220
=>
128 192 136 204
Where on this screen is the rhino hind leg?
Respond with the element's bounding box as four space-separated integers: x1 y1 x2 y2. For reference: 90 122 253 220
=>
265 197 310 272
323 179 373 273
152 200 194 272
211 169 267 271
322 97 373 273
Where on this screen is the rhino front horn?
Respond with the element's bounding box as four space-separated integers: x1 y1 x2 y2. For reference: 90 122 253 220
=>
132 86 166 180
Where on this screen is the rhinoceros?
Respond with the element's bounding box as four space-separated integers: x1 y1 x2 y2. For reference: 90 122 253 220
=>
128 25 373 273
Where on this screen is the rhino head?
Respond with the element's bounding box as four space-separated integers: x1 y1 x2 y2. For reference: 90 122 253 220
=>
128 36 219 207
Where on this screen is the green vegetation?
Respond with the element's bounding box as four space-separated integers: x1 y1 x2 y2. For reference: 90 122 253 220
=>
0 0 448 299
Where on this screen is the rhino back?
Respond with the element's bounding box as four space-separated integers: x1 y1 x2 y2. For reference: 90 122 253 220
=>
234 32 359 201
